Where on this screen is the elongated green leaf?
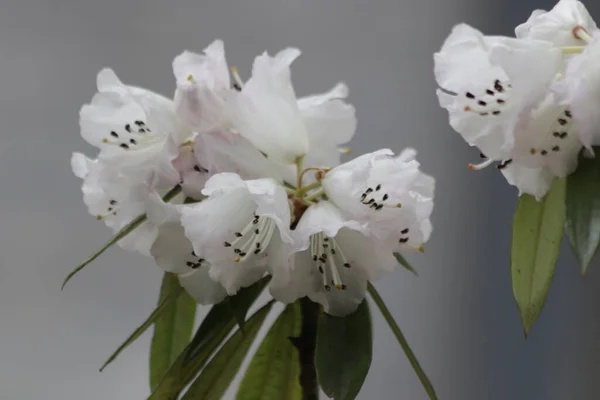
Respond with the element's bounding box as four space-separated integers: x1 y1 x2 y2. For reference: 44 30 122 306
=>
316 300 372 400
512 178 566 336
150 273 197 390
184 276 271 364
367 282 437 400
62 185 182 290
99 285 183 372
565 148 600 274
236 302 302 400
181 301 275 400
62 214 146 289
394 252 418 276
149 277 270 400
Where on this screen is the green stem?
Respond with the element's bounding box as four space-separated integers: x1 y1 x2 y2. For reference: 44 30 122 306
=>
296 156 305 189
296 181 322 197
163 184 183 202
304 189 325 203
367 282 438 400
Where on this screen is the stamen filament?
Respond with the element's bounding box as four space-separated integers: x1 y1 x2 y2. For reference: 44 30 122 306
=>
468 158 494 170
561 46 586 54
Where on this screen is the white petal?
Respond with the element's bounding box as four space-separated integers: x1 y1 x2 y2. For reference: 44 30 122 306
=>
298 83 357 168
225 49 309 163
71 152 92 179
173 40 231 132
293 201 363 251
510 92 581 177
194 131 287 182
72 153 159 255
178 267 227 304
553 34 600 148
178 268 228 305
501 162 554 199
515 0 598 46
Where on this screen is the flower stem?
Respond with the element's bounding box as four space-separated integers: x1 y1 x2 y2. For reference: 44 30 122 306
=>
367 282 438 400
303 189 325 203
296 156 305 189
296 181 322 196
289 298 320 400
561 46 585 54
163 184 183 202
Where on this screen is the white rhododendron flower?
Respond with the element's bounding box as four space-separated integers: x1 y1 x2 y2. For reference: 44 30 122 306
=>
72 39 435 315
80 69 187 185
71 152 164 255
173 40 232 133
516 0 597 46
271 201 403 316
322 148 434 244
147 194 227 304
225 48 356 164
225 48 309 163
435 23 564 161
434 22 588 199
181 173 293 294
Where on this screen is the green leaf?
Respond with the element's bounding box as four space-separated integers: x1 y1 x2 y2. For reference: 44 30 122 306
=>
148 277 270 400
315 300 372 400
394 252 418 276
149 273 197 390
512 178 566 336
62 214 147 290
565 148 600 274
367 282 437 400
236 302 302 400
184 276 271 364
181 300 275 400
62 185 182 290
99 284 183 372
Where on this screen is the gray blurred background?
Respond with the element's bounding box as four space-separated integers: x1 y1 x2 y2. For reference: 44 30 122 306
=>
1 0 599 398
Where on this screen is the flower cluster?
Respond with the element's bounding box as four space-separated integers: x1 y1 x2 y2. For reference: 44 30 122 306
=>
435 0 600 199
72 41 434 316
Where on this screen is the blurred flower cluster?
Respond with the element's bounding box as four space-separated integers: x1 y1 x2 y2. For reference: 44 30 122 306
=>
72 41 435 316
435 0 600 199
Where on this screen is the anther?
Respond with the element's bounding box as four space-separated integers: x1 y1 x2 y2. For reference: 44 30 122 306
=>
541 150 548 155
125 124 131 133
497 159 513 170
120 143 129 149
552 146 560 152
465 92 475 99
110 131 119 138
234 232 243 237
224 241 231 247
399 238 409 243
401 228 409 234
558 118 567 126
